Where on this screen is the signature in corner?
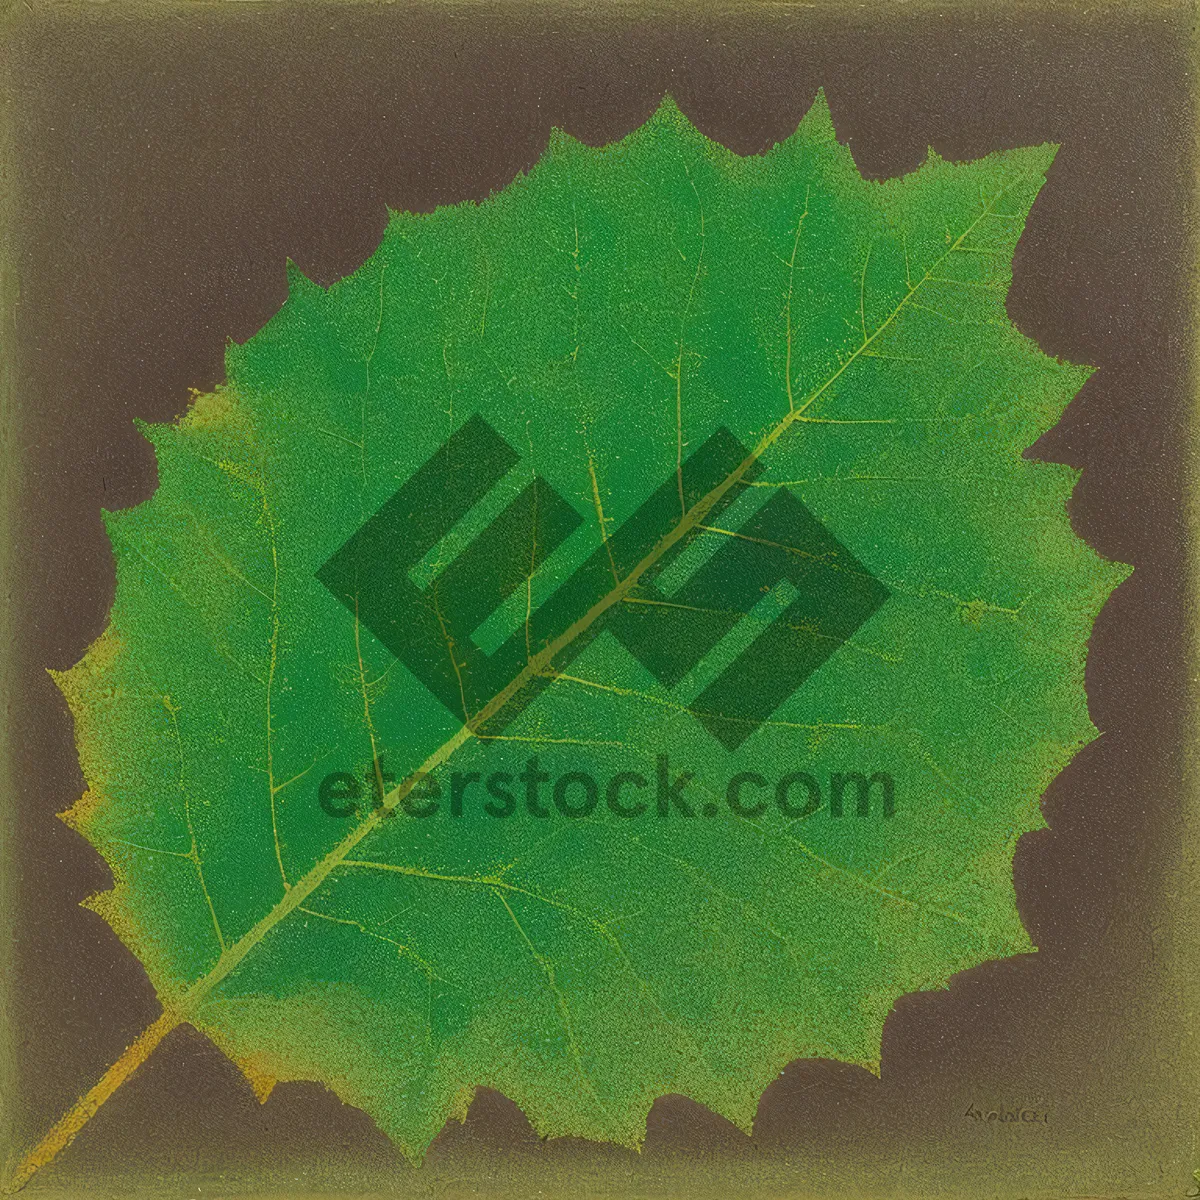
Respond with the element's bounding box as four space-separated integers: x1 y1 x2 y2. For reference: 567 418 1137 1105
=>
965 1103 1048 1125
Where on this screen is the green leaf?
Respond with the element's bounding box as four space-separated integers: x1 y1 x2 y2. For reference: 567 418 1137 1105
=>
55 91 1128 1160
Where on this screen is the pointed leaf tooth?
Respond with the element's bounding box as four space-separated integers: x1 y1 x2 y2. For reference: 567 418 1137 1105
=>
794 86 837 144
284 256 320 298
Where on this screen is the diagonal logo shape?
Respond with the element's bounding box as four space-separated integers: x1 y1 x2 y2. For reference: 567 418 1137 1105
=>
317 415 889 750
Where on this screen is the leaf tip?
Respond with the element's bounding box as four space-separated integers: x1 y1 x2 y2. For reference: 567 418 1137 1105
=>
795 87 837 144
654 92 684 121
1039 141 1063 177
80 887 120 924
285 257 320 297
181 386 242 434
546 124 582 155
234 1056 279 1105
647 92 703 144
1002 140 1061 188
58 788 100 833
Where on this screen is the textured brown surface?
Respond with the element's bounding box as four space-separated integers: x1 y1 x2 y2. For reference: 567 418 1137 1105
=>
4 3 1195 1194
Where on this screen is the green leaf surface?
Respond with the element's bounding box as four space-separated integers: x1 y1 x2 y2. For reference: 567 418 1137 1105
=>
56 92 1128 1159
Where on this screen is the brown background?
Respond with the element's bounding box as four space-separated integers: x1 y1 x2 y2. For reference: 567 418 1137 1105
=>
3 3 1196 1196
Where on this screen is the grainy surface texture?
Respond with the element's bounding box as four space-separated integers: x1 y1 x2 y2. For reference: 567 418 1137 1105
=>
3 4 1196 1197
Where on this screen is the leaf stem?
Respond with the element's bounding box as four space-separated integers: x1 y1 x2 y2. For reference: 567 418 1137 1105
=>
4 1010 181 1193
